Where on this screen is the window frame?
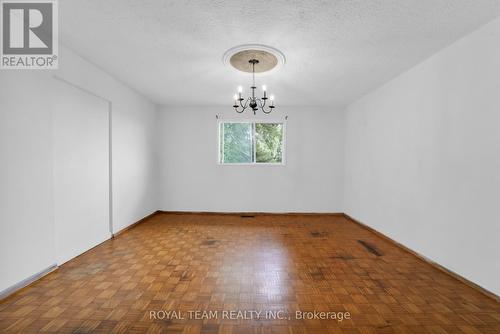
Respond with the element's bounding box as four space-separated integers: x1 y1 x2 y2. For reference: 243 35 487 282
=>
217 119 287 166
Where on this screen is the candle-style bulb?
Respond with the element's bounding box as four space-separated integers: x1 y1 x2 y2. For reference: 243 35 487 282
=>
237 86 243 93
233 94 238 101
262 85 267 91
269 95 275 101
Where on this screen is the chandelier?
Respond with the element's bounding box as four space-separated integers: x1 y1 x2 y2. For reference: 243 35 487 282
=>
232 59 275 114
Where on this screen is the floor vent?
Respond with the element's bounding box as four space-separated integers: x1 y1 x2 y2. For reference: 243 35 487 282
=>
240 215 255 218
358 240 383 256
310 231 328 237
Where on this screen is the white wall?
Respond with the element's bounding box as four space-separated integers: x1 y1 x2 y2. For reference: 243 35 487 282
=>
52 80 110 265
0 73 56 296
0 45 157 293
344 17 500 295
157 106 344 213
55 48 158 233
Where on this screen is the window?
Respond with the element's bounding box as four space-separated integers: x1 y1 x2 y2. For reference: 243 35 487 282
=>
219 121 285 165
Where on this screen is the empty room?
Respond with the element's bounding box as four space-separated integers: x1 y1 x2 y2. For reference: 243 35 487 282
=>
0 0 499 333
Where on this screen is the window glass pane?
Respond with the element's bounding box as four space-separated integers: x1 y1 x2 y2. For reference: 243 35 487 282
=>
255 123 283 163
222 123 253 163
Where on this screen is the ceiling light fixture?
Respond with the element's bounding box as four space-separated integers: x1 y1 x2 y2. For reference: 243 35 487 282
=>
224 45 285 115
233 59 275 114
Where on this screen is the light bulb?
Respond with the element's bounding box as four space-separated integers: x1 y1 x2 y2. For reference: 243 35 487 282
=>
262 85 267 91
233 94 238 101
270 95 275 101
237 86 243 93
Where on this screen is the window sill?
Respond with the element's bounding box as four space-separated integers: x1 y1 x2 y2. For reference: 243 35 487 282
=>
217 163 286 166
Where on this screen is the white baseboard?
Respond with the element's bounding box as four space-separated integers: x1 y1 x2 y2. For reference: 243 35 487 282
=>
0 264 58 301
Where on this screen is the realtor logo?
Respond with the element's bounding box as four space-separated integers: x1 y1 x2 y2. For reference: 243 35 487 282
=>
1 0 58 69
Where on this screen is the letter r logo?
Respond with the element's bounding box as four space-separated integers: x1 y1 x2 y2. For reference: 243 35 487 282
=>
2 2 53 54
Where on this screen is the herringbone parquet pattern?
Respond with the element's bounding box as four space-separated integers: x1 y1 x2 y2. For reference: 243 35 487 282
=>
0 213 498 333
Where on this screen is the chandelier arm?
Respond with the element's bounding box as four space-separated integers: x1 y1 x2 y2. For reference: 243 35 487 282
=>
234 97 252 113
261 106 273 114
256 98 273 114
241 97 252 109
234 106 244 113
258 98 266 108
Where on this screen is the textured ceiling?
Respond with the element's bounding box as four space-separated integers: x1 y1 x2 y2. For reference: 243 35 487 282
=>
60 0 500 108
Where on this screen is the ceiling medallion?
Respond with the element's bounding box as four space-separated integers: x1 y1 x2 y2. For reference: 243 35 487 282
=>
223 44 285 115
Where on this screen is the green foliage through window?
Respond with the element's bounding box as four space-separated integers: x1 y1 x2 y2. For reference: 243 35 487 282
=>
219 122 284 164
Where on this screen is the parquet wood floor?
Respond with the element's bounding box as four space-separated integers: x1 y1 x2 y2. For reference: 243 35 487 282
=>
0 213 498 333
